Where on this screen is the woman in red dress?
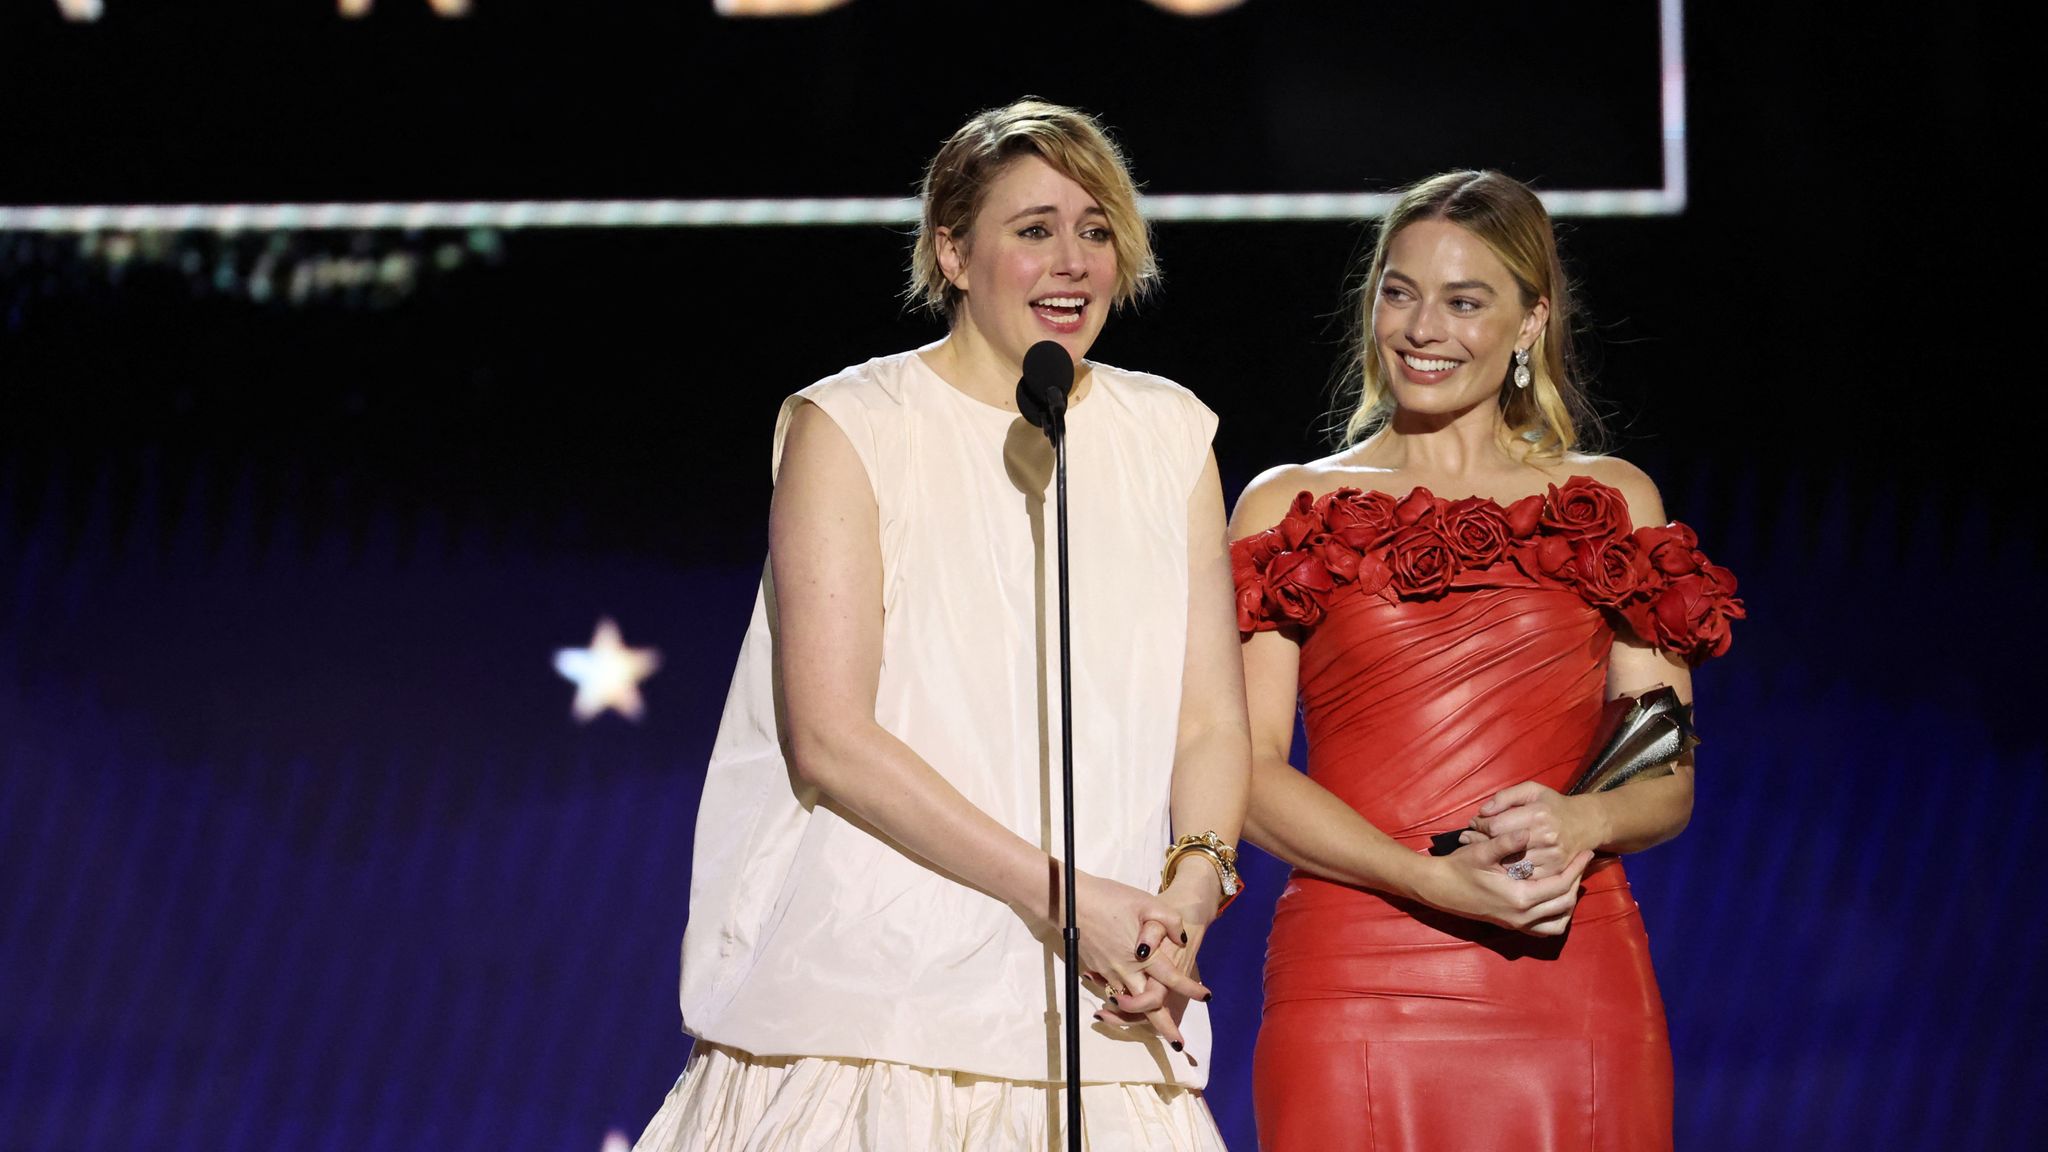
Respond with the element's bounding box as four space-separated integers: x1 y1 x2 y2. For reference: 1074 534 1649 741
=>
1229 171 1743 1151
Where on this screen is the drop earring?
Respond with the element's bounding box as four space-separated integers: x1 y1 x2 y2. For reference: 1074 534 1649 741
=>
1512 347 1532 390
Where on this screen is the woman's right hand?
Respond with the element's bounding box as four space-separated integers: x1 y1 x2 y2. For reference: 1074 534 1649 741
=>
1415 828 1593 936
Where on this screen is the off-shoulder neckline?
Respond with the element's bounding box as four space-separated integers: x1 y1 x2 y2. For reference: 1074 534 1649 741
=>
1239 475 1622 538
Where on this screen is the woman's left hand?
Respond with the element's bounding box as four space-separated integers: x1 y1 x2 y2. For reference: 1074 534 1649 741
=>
1091 866 1221 1049
1463 782 1606 881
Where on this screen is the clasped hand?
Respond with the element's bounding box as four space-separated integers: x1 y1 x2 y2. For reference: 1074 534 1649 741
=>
1432 783 1602 937
1463 782 1605 881
1070 868 1217 1051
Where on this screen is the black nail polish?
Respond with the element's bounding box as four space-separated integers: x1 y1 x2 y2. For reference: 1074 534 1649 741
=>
1201 992 1213 1003
1107 996 1118 1009
1180 930 1188 945
1136 943 1151 961
1171 1041 1184 1052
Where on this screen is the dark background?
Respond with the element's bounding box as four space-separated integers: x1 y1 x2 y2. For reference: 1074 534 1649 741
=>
2 3 2027 1150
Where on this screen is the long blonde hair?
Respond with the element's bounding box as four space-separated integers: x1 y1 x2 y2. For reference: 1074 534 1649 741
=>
908 99 1156 321
1338 170 1601 457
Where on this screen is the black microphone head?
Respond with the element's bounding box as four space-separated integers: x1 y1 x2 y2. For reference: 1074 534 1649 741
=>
1016 340 1074 433
1023 340 1074 394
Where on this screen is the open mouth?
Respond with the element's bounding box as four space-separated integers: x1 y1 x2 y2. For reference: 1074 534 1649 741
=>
1032 295 1088 331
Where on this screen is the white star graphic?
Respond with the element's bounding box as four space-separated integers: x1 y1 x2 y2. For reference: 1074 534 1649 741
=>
554 617 662 724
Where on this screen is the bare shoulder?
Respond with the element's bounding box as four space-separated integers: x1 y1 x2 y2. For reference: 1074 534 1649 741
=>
781 395 851 457
776 399 869 495
1229 461 1322 539
1561 453 1667 525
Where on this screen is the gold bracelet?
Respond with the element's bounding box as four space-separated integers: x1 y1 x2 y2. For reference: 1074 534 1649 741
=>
1161 831 1243 914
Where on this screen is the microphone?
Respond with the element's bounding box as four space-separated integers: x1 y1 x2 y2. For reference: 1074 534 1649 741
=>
1016 340 1074 439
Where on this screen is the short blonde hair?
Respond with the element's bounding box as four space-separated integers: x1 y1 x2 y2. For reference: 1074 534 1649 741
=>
909 99 1157 321
1339 170 1602 458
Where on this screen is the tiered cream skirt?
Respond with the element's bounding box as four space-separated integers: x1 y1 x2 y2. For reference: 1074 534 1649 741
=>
632 1042 1229 1152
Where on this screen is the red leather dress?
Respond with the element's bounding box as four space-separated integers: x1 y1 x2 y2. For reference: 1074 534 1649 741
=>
1230 479 1743 1152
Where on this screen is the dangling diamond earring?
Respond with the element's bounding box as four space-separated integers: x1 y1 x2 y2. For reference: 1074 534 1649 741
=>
1512 347 1532 390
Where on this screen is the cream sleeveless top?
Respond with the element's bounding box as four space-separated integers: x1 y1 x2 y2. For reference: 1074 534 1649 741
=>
675 347 1219 1087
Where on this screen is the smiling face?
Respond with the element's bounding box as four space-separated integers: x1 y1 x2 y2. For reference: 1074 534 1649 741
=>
936 154 1118 371
1372 217 1548 423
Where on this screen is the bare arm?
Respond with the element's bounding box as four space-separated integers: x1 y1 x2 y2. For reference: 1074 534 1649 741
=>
1580 637 1695 854
1115 452 1253 1025
1239 610 1433 898
1114 448 1253 1033
774 402 1054 915
772 402 1209 1026
1167 451 1252 894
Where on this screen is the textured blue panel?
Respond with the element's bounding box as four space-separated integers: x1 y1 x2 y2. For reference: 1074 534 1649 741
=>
2 459 2043 1151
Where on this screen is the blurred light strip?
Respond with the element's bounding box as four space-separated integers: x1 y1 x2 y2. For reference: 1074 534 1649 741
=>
1660 0 1688 213
1 0 1684 231
0 198 923 231
0 189 1679 232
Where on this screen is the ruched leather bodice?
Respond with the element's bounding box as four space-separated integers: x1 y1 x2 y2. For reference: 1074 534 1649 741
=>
1298 583 1609 847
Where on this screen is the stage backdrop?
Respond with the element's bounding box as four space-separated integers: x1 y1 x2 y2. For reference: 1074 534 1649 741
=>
3 3 2027 1151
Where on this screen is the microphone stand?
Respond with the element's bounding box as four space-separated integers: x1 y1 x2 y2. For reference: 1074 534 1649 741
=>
1017 342 1080 1152
1048 407 1081 1152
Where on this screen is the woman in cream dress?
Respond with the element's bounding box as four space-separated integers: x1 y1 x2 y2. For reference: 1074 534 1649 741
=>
631 100 1250 1152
